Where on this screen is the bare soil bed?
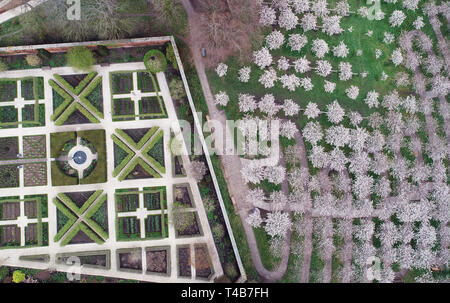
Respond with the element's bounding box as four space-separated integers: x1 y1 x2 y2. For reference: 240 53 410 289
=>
1 202 19 220
0 137 18 160
146 249 168 274
178 246 191 277
119 250 142 271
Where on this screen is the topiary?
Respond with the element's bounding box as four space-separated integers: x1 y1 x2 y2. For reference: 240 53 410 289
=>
66 46 96 71
169 78 186 100
0 59 9 72
144 49 167 74
97 45 109 57
25 53 42 67
165 44 178 70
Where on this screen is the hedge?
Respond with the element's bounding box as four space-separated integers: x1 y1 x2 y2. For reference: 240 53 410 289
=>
143 130 166 174
144 50 167 74
80 76 103 118
49 79 73 121
54 102 100 125
53 198 77 242
118 157 161 181
111 134 135 177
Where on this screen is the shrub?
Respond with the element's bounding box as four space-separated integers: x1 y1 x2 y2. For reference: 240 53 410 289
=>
169 78 186 100
37 49 51 61
172 202 196 232
144 50 167 74
96 45 109 57
25 54 42 66
66 46 96 71
166 44 178 70
12 270 25 283
0 59 9 72
0 266 8 281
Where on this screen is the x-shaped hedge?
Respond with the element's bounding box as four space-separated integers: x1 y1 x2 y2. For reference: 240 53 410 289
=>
112 126 165 181
53 190 108 246
49 72 103 125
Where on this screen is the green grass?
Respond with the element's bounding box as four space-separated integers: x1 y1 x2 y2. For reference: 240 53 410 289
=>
253 227 280 271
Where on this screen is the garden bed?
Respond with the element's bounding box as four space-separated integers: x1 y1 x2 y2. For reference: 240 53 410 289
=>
0 137 18 160
146 247 169 275
177 246 191 277
0 165 19 188
117 248 142 272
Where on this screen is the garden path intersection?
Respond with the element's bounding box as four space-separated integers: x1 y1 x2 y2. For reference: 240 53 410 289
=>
0 47 224 282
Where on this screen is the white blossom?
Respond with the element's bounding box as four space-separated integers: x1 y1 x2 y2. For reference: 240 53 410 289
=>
391 48 403 66
309 145 329 168
322 15 344 35
311 0 329 17
280 74 301 91
389 10 406 27
329 147 347 171
264 211 291 238
326 100 345 124
293 56 311 73
214 91 229 106
335 0 350 16
303 121 323 144
403 0 420 11
333 41 349 58
280 120 298 139
383 32 395 44
375 49 382 59
283 99 300 116
253 47 273 69
413 16 425 29
288 34 308 52
338 62 353 81
216 63 228 77
311 39 329 58
239 93 257 113
246 208 264 228
345 85 359 100
301 13 317 31
324 80 336 93
292 0 310 14
259 6 277 26
277 57 290 71
266 30 285 50
259 94 280 116
238 66 251 83
381 71 388 81
304 102 321 119
364 90 379 108
402 95 417 114
326 125 351 148
300 77 314 91
349 111 362 126
382 90 401 111
278 8 298 30
259 67 278 88
315 60 332 77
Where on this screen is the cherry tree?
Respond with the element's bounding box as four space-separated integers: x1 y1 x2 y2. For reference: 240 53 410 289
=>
335 0 350 16
311 0 329 17
357 6 369 18
382 90 401 111
395 71 410 87
301 13 317 31
277 57 290 71
348 151 370 176
333 41 349 58
238 66 251 83
214 91 229 106
403 0 420 11
349 111 363 127
216 63 228 77
402 95 417 114
367 130 385 153
280 74 301 91
264 211 292 238
371 152 390 176
294 56 311 73
374 176 391 198
368 112 383 129
413 16 425 29
353 175 374 200
292 0 310 14
345 85 359 99
253 47 273 69
350 127 370 151
241 161 264 184
259 67 278 88
259 93 280 116
288 34 308 52
311 39 329 58
264 165 286 184
315 60 332 77
266 30 285 50
239 93 257 113
309 145 329 168
283 99 300 116
338 62 353 81
383 32 395 44
326 100 345 124
280 120 299 139
259 6 277 26
324 80 336 93
300 77 314 91
278 8 298 30
329 147 347 171
322 15 344 35
303 121 323 144
246 208 263 228
246 187 265 205
304 102 321 119
391 48 403 66
188 160 207 182
325 125 351 148
389 10 406 27
424 55 443 75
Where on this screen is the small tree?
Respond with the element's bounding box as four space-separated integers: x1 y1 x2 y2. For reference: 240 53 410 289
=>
26 54 42 67
12 270 25 283
66 46 95 71
169 79 186 100
144 49 167 74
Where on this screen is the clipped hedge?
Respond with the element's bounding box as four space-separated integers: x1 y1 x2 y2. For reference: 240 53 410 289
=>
111 134 135 177
80 76 103 118
49 80 73 121
53 198 77 242
118 157 161 181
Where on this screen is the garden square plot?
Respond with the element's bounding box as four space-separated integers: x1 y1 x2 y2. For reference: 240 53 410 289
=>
0 77 45 129
0 37 228 283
